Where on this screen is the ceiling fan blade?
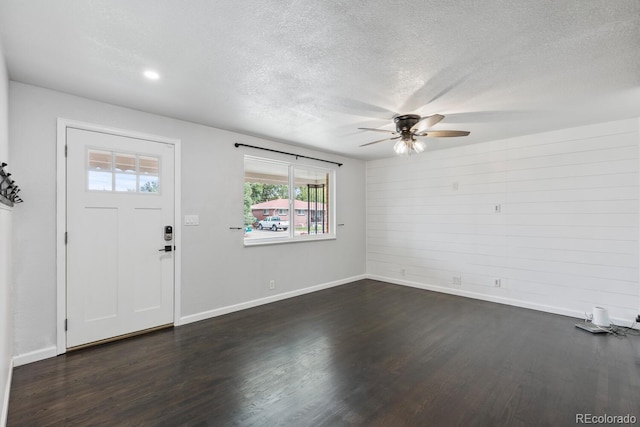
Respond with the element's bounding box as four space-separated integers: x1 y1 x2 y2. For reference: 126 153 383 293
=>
358 127 398 134
416 130 470 138
411 114 445 131
360 136 401 147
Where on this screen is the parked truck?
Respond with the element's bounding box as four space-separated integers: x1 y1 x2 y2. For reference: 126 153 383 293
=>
257 216 289 231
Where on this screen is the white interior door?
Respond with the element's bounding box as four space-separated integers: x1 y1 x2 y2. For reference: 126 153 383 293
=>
66 127 175 348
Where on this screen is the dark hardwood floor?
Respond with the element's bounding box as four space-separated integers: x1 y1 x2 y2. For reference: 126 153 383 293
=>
8 279 640 426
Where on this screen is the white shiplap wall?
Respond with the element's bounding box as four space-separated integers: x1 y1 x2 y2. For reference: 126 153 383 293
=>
366 119 640 324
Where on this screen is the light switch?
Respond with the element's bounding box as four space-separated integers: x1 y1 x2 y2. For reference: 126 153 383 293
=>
184 214 200 226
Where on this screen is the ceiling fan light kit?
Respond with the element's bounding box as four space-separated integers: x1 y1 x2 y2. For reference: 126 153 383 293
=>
393 138 425 155
359 113 470 156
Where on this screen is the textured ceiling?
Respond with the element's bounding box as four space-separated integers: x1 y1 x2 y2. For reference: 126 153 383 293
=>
0 0 639 159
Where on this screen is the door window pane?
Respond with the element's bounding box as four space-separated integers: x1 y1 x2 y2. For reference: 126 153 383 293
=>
88 150 113 191
115 173 137 192
114 153 137 192
115 153 136 173
139 156 159 174
140 175 159 193
139 156 159 193
88 171 113 191
87 149 160 194
88 150 112 170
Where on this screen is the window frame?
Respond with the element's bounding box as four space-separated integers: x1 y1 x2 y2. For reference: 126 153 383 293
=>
243 155 336 246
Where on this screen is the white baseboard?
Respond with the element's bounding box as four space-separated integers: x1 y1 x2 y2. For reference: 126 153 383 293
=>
178 274 367 326
2 358 13 427
10 276 368 367
11 274 636 371
12 346 57 367
367 274 637 328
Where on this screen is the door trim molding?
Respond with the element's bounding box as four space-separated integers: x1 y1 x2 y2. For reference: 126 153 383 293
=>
56 118 182 355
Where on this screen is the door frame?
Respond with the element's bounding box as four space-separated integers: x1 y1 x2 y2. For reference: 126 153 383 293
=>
56 118 182 355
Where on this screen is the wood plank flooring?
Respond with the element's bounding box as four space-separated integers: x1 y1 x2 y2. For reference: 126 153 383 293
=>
8 280 640 426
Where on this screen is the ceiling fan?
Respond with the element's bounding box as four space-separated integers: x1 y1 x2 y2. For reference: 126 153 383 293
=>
359 114 470 155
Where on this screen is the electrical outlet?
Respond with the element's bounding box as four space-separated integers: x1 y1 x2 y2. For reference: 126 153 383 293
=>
494 278 502 287
452 276 462 286
400 268 406 276
269 280 275 290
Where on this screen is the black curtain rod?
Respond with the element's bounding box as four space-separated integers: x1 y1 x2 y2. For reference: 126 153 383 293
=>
234 143 343 167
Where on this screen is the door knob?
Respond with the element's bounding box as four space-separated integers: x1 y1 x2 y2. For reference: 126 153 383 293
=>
158 245 172 252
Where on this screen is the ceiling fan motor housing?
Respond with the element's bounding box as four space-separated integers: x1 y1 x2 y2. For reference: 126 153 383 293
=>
394 114 421 138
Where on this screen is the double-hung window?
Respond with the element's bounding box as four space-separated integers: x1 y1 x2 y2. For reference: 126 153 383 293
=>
243 155 335 245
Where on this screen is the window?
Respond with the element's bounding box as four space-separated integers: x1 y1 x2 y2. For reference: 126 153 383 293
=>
243 155 335 245
87 149 159 193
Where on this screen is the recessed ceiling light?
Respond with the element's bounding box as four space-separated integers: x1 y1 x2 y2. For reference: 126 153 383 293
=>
143 70 160 80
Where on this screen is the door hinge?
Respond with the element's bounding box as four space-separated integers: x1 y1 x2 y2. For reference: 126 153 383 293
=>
65 145 68 157
65 319 68 331
65 232 68 245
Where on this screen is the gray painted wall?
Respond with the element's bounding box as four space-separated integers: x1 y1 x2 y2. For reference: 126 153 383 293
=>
0 40 12 425
9 82 366 361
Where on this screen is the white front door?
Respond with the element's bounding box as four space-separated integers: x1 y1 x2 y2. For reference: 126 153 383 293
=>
66 127 175 348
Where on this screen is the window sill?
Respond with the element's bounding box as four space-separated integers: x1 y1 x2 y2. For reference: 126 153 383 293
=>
243 235 336 247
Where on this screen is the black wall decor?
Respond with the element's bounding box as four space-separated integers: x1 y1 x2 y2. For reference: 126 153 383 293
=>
0 162 23 207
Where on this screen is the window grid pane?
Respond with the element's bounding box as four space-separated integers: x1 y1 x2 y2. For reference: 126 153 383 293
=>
88 150 112 171
294 167 330 237
115 153 136 173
